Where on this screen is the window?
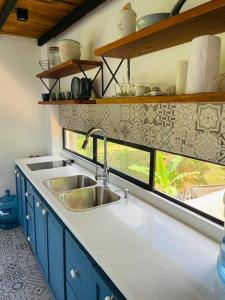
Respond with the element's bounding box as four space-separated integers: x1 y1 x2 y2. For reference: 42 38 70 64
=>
154 151 225 222
97 139 151 185
64 130 93 160
63 129 225 225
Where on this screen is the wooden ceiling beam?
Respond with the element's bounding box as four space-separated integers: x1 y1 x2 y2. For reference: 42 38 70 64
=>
0 0 17 30
38 0 107 46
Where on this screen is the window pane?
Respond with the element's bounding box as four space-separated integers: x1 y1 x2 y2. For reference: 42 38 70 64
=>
97 140 150 184
64 130 93 159
154 151 225 222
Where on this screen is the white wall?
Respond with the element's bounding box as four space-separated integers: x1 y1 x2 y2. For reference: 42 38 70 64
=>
44 0 225 153
0 35 51 195
53 0 225 95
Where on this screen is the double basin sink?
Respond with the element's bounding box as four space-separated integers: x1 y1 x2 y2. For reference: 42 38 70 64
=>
43 175 120 212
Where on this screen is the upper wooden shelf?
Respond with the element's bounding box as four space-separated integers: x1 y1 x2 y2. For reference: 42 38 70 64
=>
94 0 225 59
96 93 225 104
36 59 103 79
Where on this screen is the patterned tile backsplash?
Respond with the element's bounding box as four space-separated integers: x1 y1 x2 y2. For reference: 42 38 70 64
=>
59 103 225 166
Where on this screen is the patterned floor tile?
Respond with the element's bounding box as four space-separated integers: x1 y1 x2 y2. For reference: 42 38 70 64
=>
0 228 52 300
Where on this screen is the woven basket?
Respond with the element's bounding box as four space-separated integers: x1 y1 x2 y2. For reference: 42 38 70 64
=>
59 39 81 63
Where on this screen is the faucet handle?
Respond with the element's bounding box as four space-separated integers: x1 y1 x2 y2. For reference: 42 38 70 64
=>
115 188 129 198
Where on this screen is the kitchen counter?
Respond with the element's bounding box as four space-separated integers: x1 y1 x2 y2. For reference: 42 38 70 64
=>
16 156 225 300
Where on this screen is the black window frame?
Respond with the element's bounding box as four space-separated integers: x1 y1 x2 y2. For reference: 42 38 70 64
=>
95 134 154 190
63 128 96 163
63 128 224 227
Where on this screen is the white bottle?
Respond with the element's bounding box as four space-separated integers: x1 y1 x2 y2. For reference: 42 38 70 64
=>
117 3 136 38
176 60 188 95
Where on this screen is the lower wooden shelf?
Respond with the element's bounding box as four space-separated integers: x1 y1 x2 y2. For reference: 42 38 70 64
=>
96 93 225 104
38 93 225 105
38 99 96 105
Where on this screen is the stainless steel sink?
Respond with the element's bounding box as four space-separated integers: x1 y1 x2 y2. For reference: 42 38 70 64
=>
44 175 97 193
59 186 120 211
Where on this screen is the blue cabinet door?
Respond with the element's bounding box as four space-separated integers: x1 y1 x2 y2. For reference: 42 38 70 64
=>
21 174 27 234
65 230 95 300
15 168 27 234
47 210 65 300
15 168 22 226
34 193 48 279
66 282 78 300
94 266 126 300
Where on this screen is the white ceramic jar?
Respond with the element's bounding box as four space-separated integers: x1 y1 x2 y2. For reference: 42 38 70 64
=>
176 60 188 95
117 3 136 38
58 39 81 63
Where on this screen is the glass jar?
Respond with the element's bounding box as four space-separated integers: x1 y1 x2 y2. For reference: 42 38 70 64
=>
48 46 61 68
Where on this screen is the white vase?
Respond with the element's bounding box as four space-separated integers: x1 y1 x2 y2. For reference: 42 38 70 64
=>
117 8 136 38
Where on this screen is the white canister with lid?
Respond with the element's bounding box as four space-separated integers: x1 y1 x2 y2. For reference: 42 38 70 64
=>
117 3 136 38
58 39 81 63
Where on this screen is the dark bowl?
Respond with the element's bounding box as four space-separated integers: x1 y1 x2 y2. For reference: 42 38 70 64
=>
42 93 50 101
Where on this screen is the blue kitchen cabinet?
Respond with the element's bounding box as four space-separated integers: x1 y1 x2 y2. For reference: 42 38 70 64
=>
34 189 65 299
34 193 48 279
15 168 22 225
26 211 36 253
48 209 65 300
15 167 126 300
65 230 95 300
66 282 78 300
15 168 27 234
94 266 126 300
25 183 36 253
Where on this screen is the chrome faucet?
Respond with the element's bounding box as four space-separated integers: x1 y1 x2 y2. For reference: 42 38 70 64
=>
82 127 109 186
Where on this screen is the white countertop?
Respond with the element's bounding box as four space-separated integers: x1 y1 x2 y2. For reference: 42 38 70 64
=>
16 156 225 300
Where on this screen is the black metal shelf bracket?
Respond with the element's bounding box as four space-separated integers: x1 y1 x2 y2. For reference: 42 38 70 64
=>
102 57 124 96
40 78 60 93
102 57 131 96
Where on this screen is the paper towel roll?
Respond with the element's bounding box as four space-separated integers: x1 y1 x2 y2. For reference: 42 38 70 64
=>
186 35 221 94
176 60 188 95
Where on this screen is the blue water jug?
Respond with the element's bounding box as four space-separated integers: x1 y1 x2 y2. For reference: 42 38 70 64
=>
0 190 18 229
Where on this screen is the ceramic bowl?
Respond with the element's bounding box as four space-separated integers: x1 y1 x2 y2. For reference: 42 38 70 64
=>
136 13 169 30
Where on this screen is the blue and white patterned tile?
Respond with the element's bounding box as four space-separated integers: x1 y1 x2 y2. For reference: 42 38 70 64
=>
59 103 225 166
0 228 52 300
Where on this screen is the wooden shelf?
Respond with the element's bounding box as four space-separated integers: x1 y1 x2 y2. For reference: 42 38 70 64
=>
38 93 225 105
38 99 96 105
36 59 103 79
96 93 225 104
95 1 225 59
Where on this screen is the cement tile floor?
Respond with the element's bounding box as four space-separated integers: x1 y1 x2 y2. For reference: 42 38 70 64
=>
0 227 51 300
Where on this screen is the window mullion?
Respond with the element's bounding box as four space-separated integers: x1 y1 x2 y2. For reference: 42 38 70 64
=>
149 149 155 191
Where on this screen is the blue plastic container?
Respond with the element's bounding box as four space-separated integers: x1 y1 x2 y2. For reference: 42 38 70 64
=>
217 236 225 283
0 190 18 229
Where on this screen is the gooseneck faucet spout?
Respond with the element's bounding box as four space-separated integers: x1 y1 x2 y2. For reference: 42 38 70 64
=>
82 127 109 186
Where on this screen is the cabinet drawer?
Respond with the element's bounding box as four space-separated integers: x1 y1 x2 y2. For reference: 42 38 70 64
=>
66 282 78 300
26 181 33 207
26 203 34 225
27 220 35 253
65 230 95 300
